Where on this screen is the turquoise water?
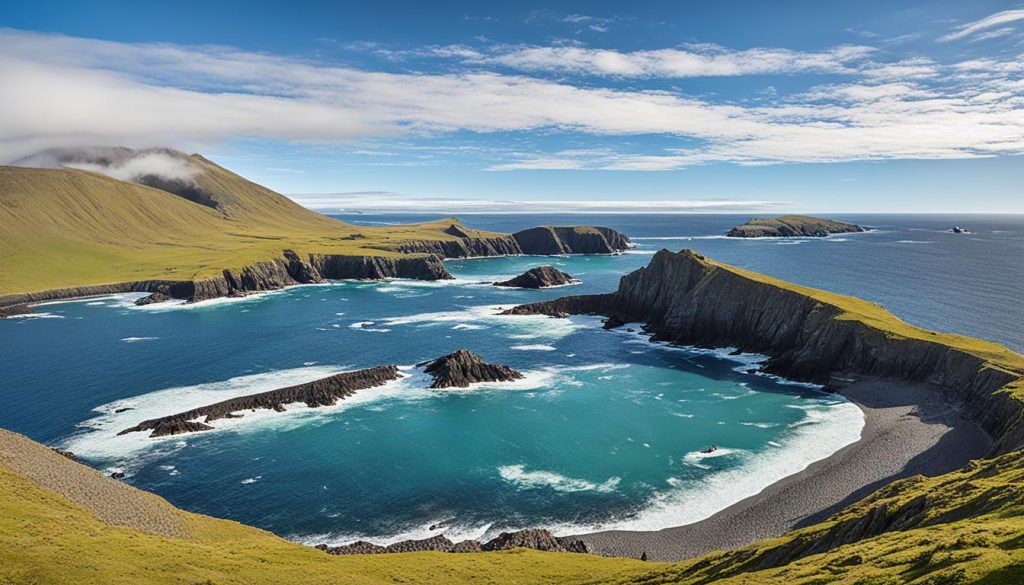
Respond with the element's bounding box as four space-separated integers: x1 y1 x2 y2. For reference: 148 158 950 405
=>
2 213 1020 545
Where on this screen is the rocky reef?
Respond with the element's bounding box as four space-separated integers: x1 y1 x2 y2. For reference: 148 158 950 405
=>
119 366 402 437
506 248 1024 453
494 266 578 289
726 215 865 238
318 528 590 556
423 349 524 389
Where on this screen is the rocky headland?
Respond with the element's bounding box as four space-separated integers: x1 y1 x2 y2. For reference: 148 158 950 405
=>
387 224 631 258
118 366 403 437
494 266 578 289
505 248 1024 452
423 349 524 389
726 215 865 238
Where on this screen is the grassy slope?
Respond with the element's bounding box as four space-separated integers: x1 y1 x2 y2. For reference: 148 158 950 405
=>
0 462 652 585
0 160 504 296
612 451 1024 585
730 215 859 234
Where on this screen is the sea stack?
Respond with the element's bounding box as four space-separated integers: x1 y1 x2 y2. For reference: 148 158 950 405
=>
494 266 578 289
726 215 864 238
424 349 524 389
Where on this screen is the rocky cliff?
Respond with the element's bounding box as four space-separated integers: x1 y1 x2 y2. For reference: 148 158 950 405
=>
512 226 630 255
386 225 630 258
119 366 402 437
506 249 1024 453
423 349 524 388
0 251 451 310
495 266 578 289
726 215 865 238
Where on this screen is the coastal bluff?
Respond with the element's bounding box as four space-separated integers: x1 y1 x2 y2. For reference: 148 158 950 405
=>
726 215 865 237
506 248 1024 453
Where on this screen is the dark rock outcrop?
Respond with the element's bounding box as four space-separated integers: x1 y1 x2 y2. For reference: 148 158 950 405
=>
506 248 1024 454
424 349 524 389
320 528 590 556
119 366 402 437
726 215 865 238
494 266 578 289
512 226 630 255
482 529 592 554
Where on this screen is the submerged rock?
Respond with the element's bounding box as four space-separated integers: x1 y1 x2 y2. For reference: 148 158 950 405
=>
424 349 524 389
494 266 578 289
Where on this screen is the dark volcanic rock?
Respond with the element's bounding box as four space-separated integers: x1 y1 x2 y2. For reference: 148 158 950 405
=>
52 448 77 462
119 365 402 437
110 471 126 480
135 292 169 306
494 266 578 289
512 226 630 255
322 541 388 555
450 540 483 553
481 529 591 553
385 535 455 553
424 349 524 389
504 248 1024 453
726 215 864 238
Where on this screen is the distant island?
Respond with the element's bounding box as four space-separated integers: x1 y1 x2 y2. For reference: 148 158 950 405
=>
726 214 865 238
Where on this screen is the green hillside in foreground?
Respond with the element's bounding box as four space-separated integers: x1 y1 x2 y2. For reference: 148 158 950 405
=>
0 156 501 296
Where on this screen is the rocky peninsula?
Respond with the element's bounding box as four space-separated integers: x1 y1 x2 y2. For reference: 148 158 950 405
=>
726 214 865 237
119 366 403 437
494 266 578 289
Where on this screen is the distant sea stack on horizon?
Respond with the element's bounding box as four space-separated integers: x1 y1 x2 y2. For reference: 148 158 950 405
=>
726 215 865 238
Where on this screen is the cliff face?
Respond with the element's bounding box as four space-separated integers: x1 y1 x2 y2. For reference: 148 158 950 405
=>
494 266 578 289
507 249 1024 453
726 215 865 238
0 251 452 310
388 224 631 258
512 226 630 255
119 365 402 437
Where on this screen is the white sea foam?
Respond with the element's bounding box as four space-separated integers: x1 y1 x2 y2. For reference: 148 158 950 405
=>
241 476 262 485
5 312 65 320
896 240 933 244
381 305 582 342
121 337 158 343
511 344 557 351
498 464 621 493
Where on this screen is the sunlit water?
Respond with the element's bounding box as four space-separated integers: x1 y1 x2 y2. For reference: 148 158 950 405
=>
1 213 1019 544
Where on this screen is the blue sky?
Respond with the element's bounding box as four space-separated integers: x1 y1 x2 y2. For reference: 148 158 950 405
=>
3 0 1024 212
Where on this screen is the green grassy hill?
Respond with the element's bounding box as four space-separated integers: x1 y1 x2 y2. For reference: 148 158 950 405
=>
0 155 502 296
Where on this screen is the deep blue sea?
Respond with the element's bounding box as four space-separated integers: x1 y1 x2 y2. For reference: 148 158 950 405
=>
0 213 1020 544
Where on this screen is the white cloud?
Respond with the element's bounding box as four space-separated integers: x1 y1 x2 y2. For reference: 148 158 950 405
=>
939 9 1024 41
289 191 784 214
468 43 876 77
1 29 1024 169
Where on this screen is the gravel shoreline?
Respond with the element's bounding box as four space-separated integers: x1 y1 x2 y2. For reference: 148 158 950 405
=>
575 378 992 561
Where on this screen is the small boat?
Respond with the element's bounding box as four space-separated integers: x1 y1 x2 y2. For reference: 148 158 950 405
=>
701 445 717 454
951 226 968 234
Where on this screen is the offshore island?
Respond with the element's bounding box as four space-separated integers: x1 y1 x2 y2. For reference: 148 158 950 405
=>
1 149 1023 584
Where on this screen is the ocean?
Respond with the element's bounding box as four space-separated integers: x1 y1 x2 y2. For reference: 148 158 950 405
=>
0 213 1020 545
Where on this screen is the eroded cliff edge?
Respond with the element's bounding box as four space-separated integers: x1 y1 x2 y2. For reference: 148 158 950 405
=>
506 248 1024 453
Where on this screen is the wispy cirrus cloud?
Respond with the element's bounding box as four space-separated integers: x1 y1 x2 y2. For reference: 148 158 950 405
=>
939 9 1024 41
2 29 1024 171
